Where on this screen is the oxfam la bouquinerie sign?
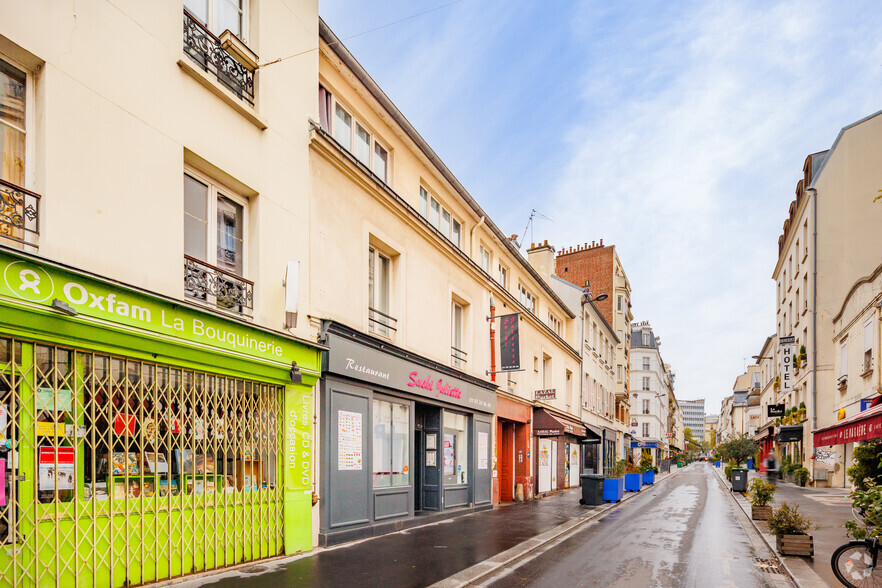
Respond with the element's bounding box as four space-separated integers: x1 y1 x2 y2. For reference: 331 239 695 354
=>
0 251 297 365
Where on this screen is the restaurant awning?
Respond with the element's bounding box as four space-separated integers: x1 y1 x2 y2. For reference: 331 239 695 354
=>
755 424 774 441
813 403 882 447
775 425 804 443
533 408 588 438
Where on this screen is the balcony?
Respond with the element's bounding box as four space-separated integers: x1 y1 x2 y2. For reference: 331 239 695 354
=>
184 255 253 315
0 178 40 246
368 307 397 337
451 346 468 368
183 10 255 106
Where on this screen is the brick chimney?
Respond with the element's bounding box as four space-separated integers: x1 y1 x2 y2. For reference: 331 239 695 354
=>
526 240 555 282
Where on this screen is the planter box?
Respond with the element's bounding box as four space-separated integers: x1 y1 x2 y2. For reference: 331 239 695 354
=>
784 474 796 484
776 534 813 557
642 470 655 485
751 506 772 520
714 461 721 467
624 473 642 492
603 477 624 503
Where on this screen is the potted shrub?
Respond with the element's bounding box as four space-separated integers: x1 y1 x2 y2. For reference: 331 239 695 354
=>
767 503 814 557
748 478 776 520
794 466 809 487
799 345 807 364
624 461 642 492
774 375 780 391
639 453 655 485
603 460 626 503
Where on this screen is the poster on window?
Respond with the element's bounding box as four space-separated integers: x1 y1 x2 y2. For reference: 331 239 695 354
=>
443 434 455 476
338 410 363 471
477 431 489 470
38 446 75 491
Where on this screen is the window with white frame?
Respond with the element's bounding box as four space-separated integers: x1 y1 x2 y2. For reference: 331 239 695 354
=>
643 332 649 346
542 355 551 388
184 171 250 313
548 313 561 336
642 422 649 437
497 264 508 289
318 87 390 184
419 187 461 248
451 301 466 368
368 246 393 337
185 0 249 40
642 357 650 371
372 398 409 488
480 246 491 273
840 341 848 378
518 284 535 314
642 377 649 391
617 364 622 382
864 318 873 372
617 330 623 346
617 295 623 312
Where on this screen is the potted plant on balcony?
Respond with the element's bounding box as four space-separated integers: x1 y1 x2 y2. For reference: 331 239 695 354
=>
799 345 807 364
774 375 780 391
797 401 807 422
748 478 776 520
603 460 626 503
767 503 814 557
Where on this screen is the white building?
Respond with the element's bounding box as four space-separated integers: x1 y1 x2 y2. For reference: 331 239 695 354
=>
680 398 706 443
629 321 675 464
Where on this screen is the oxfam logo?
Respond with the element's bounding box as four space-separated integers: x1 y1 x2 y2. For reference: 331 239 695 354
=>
3 261 55 303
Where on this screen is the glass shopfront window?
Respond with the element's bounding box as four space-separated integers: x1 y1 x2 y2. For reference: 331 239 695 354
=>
443 411 468 485
372 399 409 488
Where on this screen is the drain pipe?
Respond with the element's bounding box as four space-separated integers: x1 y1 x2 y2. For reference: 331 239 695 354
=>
470 216 485 260
807 186 818 434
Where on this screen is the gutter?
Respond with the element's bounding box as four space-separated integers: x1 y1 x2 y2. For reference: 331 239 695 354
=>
317 19 576 319
808 186 818 434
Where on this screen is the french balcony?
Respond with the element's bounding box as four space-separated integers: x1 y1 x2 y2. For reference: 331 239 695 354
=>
451 346 468 368
0 179 40 246
183 10 255 106
368 307 397 337
184 255 253 316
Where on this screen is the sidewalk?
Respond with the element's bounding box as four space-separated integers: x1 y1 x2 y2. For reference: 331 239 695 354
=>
714 466 851 587
166 467 685 588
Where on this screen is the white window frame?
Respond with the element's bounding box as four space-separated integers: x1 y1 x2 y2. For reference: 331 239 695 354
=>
547 312 561 336
518 284 536 314
368 245 393 337
451 300 465 368
480 246 491 273
0 54 35 191
642 357 650 371
322 92 390 184
840 341 848 378
865 319 874 371
497 263 508 289
419 186 462 249
184 168 249 277
185 0 251 43
642 422 650 437
617 295 623 312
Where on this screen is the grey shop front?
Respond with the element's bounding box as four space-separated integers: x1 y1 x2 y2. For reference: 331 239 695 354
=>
318 322 497 546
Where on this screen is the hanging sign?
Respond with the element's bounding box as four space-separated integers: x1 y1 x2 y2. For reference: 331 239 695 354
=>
780 342 793 394
500 314 520 370
768 404 785 417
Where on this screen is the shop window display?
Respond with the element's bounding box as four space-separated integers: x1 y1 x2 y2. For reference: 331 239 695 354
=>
443 411 468 485
372 399 409 488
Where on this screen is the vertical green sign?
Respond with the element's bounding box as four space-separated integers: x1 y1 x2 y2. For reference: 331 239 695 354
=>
284 384 314 553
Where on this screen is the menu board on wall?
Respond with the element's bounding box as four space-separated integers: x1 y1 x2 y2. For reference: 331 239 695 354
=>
477 431 489 470
500 314 520 370
443 434 455 476
337 410 363 471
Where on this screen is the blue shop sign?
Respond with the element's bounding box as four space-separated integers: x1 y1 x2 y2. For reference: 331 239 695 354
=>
630 441 660 448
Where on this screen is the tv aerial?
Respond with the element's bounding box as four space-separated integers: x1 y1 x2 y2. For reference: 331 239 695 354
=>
511 209 552 249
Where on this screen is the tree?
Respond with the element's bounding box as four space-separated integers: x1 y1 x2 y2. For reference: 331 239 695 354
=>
716 433 758 465
684 427 693 440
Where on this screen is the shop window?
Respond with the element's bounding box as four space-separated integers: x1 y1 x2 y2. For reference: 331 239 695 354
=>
372 399 409 488
443 411 468 485
183 171 252 315
368 246 395 337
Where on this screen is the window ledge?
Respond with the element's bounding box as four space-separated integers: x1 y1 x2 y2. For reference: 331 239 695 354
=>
178 55 268 130
861 366 874 378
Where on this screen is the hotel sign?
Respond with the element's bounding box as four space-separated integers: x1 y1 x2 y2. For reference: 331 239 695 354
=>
780 339 793 394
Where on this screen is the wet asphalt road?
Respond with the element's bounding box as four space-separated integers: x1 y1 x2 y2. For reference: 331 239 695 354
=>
485 462 776 588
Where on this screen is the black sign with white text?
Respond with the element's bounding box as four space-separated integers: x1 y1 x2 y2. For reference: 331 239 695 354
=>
768 404 785 417
500 313 520 370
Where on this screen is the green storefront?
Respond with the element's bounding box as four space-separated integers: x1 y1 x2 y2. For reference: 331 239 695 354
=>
0 247 322 587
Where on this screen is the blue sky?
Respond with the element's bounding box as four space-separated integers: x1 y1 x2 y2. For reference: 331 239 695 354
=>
319 0 882 415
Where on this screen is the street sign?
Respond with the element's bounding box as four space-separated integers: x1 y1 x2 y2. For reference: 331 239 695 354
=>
534 389 556 400
768 404 785 417
779 336 795 345
500 314 520 370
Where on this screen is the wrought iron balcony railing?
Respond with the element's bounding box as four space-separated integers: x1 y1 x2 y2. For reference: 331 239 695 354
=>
0 178 40 246
184 255 253 315
183 10 255 106
451 346 468 368
368 307 397 337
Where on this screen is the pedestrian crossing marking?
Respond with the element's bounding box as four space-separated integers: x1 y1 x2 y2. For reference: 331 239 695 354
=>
808 495 851 505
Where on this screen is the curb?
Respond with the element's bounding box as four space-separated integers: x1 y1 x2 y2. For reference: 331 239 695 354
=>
711 466 827 588
430 466 688 588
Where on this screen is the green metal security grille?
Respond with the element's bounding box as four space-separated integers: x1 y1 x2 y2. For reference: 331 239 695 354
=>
0 337 284 587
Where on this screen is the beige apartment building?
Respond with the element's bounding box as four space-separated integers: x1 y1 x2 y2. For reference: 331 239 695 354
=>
310 23 593 545
0 2 328 586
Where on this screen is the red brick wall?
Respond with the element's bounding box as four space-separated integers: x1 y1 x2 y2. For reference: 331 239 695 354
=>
555 243 615 325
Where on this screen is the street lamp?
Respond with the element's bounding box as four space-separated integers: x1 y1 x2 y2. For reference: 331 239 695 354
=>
581 280 608 305
752 355 773 361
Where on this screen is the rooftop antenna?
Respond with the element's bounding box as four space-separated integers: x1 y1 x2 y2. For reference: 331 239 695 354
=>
512 209 552 248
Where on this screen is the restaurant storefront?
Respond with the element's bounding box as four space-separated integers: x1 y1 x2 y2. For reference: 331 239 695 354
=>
0 248 322 588
532 408 597 494
318 322 496 546
813 401 882 488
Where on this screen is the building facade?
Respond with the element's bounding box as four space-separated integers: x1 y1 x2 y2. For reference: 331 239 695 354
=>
628 322 674 464
0 2 325 585
680 398 706 443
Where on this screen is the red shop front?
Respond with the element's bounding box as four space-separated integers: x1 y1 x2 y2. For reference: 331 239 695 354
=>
494 394 532 503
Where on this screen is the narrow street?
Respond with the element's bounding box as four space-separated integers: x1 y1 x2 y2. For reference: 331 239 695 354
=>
482 463 790 588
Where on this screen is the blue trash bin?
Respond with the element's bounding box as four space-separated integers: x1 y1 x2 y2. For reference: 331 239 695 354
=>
747 459 754 470
714 460 721 467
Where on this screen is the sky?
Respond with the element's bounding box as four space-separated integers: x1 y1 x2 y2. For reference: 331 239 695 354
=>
318 0 882 416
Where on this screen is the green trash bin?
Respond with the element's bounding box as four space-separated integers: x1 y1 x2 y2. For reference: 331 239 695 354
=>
731 468 749 492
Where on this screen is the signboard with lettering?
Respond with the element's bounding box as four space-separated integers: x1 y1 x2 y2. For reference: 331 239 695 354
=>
768 404 785 417
325 332 496 413
500 313 520 370
534 389 556 400
780 343 793 394
779 336 795 345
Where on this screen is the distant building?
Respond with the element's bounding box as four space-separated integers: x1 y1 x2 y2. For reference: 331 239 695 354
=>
705 415 719 445
680 399 706 443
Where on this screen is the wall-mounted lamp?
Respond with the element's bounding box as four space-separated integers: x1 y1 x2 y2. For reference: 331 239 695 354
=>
290 361 302 385
51 299 77 316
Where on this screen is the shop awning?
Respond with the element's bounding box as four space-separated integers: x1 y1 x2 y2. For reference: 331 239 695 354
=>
813 403 882 447
533 408 587 438
775 425 804 443
755 424 773 441
583 423 603 444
